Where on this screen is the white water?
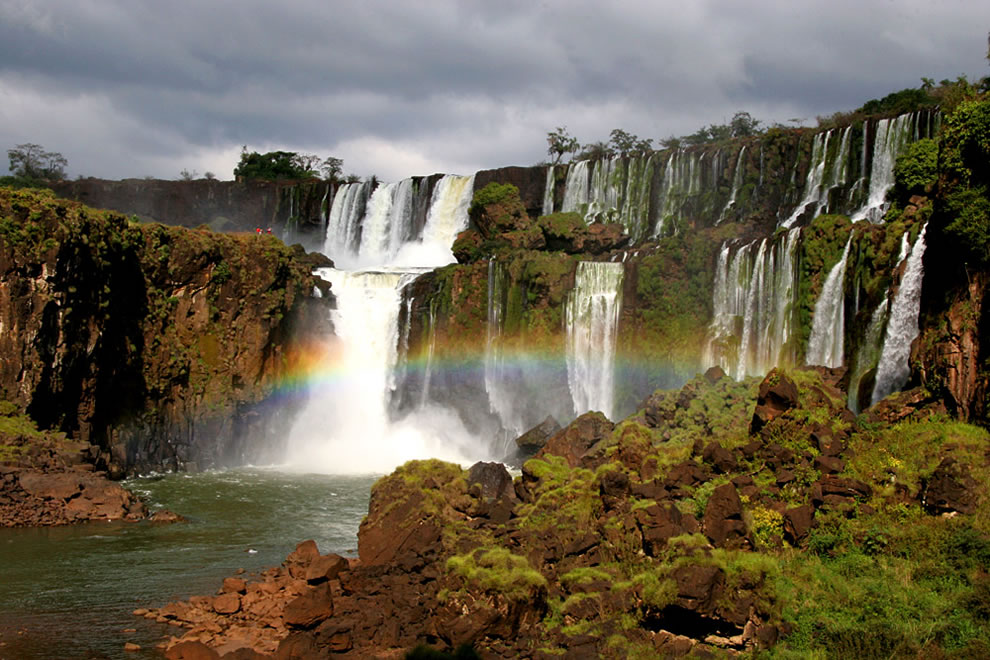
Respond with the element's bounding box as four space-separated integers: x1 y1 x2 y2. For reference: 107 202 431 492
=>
484 259 524 453
704 228 800 379
718 146 746 224
806 236 853 367
871 224 928 404
853 113 918 223
847 300 889 412
562 160 590 214
542 165 555 215
782 131 830 228
565 262 624 419
287 174 484 474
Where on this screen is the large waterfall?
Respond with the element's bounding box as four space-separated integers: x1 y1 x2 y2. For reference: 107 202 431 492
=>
484 259 523 453
286 174 482 474
871 225 929 404
704 228 801 379
565 262 625 419
806 236 853 368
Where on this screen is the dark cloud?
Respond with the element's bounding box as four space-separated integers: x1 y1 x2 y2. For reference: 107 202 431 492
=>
0 0 986 181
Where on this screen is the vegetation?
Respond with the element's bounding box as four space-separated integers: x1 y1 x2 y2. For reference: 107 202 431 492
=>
233 147 344 181
3 143 67 187
546 127 580 165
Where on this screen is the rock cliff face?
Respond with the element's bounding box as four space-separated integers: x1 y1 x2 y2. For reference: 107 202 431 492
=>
0 188 330 474
49 178 335 249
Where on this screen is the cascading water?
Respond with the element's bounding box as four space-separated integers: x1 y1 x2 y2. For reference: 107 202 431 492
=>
704 228 800 379
871 225 928 404
847 300 889 412
542 165 555 215
782 131 830 227
853 113 923 223
287 173 484 474
562 160 590 214
565 262 624 419
718 146 746 224
806 236 853 367
484 259 524 454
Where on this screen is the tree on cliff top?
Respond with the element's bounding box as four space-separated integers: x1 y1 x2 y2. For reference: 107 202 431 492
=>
7 143 67 181
546 127 579 165
233 148 343 182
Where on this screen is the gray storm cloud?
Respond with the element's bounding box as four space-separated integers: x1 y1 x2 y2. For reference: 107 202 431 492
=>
0 0 986 181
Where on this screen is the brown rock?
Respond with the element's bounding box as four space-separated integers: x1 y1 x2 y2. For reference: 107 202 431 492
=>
702 442 738 474
124 642 141 652
305 554 349 584
514 415 561 459
165 640 220 660
467 461 514 501
783 505 815 545
213 593 241 615
222 577 247 594
283 584 333 629
922 457 979 514
673 563 725 615
703 483 748 548
814 455 845 474
537 412 614 468
751 369 799 434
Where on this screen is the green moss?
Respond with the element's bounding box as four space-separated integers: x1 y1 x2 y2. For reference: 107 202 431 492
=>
446 547 547 602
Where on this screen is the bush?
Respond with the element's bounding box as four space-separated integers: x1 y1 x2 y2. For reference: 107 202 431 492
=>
893 138 938 201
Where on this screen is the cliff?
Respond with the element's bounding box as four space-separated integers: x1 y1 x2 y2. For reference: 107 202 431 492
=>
0 187 331 475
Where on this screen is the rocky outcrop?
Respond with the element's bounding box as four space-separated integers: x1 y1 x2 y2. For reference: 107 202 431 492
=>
50 177 334 246
0 188 330 474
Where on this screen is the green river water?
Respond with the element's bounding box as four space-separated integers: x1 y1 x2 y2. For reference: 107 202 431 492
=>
0 469 376 659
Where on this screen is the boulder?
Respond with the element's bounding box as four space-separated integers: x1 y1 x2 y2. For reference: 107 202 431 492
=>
164 641 220 660
283 584 333 630
514 415 561 459
702 442 738 474
750 369 799 434
467 462 514 502
212 593 240 615
537 412 614 468
782 505 815 545
305 553 350 584
922 457 979 515
703 483 748 548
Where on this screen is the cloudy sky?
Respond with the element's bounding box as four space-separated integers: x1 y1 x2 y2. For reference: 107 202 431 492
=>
0 1 987 182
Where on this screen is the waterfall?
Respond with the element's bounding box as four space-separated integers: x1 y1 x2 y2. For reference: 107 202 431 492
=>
815 125 852 217
871 225 928 404
852 113 919 223
484 259 523 454
356 182 397 263
561 160 590 214
782 131 830 227
285 268 478 473
324 181 372 262
847 300 889 412
704 227 800 379
565 262 624 419
290 171 486 474
718 146 746 224
806 236 853 367
542 165 555 215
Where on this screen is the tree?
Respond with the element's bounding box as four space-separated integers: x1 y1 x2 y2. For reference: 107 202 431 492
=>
7 143 68 180
179 168 198 181
729 112 761 138
233 147 344 181
576 141 614 161
546 127 579 165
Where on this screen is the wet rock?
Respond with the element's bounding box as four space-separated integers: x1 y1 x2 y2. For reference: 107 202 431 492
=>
814 456 845 474
598 469 630 499
514 416 561 460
